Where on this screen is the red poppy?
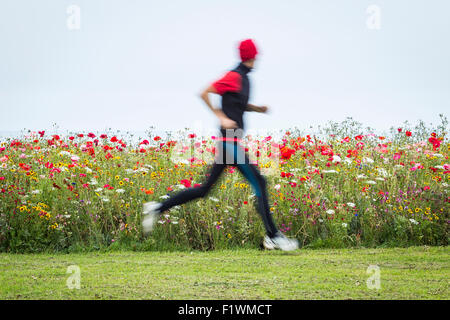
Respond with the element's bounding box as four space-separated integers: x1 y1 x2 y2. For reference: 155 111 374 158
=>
180 179 192 188
428 137 441 150
280 146 295 160
406 131 412 137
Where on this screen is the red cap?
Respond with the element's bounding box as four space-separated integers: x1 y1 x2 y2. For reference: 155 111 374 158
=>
239 39 258 61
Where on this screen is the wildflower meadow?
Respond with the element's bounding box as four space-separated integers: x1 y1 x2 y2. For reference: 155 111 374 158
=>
0 117 448 253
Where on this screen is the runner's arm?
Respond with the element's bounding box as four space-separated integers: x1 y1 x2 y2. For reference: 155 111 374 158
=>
246 104 269 113
200 85 237 128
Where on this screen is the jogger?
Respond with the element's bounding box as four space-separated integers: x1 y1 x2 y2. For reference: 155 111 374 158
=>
142 39 298 250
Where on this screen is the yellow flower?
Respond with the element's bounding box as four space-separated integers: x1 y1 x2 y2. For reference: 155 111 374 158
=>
115 175 120 180
119 181 124 186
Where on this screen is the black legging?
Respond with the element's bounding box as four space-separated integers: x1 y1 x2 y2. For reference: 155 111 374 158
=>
158 140 278 238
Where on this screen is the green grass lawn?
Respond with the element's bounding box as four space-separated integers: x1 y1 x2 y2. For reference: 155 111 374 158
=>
0 246 448 300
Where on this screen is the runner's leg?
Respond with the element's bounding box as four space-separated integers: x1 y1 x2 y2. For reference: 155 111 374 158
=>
157 162 226 213
224 141 278 238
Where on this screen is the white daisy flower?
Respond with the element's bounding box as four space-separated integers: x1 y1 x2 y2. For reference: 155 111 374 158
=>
342 223 348 228
332 155 341 163
409 219 419 225
326 209 335 215
346 202 356 208
59 151 72 157
377 168 389 177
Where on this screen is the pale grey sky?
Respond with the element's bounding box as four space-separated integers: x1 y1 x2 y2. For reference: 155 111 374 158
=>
0 0 449 135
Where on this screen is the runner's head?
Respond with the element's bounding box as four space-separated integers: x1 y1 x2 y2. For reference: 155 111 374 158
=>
239 39 258 68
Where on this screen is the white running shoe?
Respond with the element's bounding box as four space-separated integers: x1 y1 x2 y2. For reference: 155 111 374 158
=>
263 232 299 251
142 201 162 235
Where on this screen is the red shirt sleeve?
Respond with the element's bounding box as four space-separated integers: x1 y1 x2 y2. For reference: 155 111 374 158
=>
211 71 241 95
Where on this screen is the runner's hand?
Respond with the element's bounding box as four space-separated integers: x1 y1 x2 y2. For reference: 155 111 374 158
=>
220 117 238 129
259 106 269 113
